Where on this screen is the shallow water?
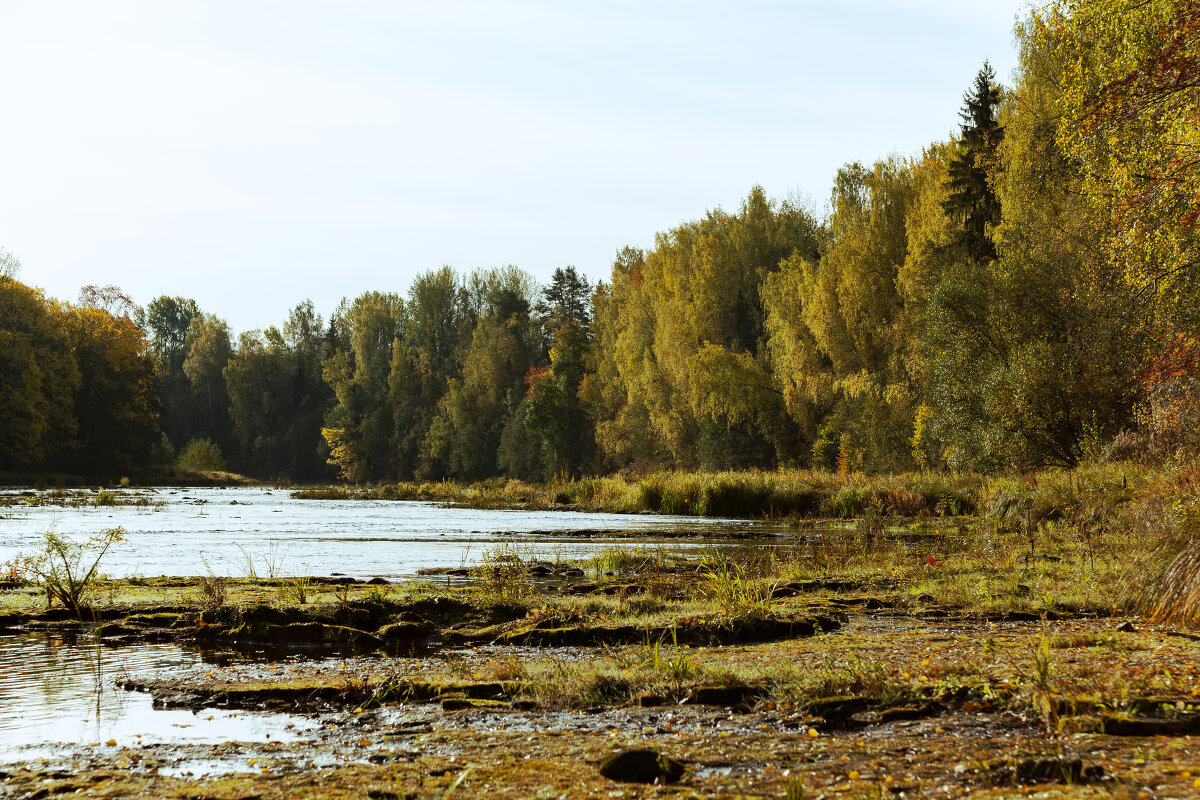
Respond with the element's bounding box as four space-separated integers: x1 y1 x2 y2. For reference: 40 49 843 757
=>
0 631 320 763
0 487 755 579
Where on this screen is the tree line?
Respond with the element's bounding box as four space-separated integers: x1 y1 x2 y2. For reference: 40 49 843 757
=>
2 0 1196 481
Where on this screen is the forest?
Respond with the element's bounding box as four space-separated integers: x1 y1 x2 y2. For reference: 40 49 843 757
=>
2 0 1197 484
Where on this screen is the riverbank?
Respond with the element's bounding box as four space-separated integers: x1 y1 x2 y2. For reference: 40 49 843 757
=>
1 517 1198 797
0 466 258 490
289 462 1164 523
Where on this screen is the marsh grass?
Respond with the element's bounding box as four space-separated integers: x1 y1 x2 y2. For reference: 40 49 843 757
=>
472 542 535 603
699 560 774 619
234 542 286 579
640 628 700 684
281 575 312 604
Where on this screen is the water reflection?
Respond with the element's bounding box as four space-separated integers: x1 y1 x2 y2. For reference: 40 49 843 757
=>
0 631 319 762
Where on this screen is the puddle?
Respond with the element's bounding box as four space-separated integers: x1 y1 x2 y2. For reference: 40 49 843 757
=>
0 631 320 763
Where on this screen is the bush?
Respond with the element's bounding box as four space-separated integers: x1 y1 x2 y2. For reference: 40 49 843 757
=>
21 528 125 615
176 438 226 471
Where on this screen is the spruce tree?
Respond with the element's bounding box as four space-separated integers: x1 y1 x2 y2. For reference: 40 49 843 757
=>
942 62 1004 263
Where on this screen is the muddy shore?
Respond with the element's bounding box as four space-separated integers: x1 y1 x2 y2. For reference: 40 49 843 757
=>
1 552 1199 799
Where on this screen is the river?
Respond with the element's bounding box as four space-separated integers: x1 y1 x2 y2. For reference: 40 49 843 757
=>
0 486 758 579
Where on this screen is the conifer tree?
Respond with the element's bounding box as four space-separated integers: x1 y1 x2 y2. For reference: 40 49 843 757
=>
942 62 1004 263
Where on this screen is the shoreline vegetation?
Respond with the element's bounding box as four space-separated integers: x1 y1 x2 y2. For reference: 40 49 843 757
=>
289 462 1135 524
2 495 1199 796
0 466 258 491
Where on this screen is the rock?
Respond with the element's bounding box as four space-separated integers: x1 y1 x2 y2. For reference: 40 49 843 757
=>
434 681 506 700
439 697 507 711
367 577 390 585
1099 713 1199 735
242 604 300 626
807 696 870 722
877 705 937 723
685 683 763 707
595 582 644 596
253 622 383 648
1116 620 1136 632
992 758 1103 786
598 749 685 784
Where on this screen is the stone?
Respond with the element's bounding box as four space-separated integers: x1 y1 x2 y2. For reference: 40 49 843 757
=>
598 749 685 784
991 758 1104 786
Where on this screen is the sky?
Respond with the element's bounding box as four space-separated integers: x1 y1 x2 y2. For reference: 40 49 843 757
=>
0 1 1032 334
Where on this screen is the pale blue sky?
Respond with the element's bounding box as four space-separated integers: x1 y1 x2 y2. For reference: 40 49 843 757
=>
0 1 1030 333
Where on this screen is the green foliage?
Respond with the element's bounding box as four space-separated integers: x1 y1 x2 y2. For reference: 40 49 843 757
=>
6 2 1191 483
828 485 865 518
1043 0 1200 324
700 561 773 619
20 528 125 615
593 187 819 470
921 21 1146 471
639 628 699 685
322 292 406 481
176 437 226 471
0 277 79 469
941 62 1003 264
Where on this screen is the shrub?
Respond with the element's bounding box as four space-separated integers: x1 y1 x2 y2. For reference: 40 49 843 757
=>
473 542 533 603
1142 486 1200 627
21 528 125 615
176 438 226 471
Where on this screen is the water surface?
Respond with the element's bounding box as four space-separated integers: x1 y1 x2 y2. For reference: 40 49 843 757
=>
0 631 319 763
0 487 753 579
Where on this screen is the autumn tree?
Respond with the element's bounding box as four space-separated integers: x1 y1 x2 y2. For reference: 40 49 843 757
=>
63 303 160 472
763 159 918 471
0 277 79 469
322 292 405 481
594 188 819 469
922 17 1146 469
1044 0 1200 326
